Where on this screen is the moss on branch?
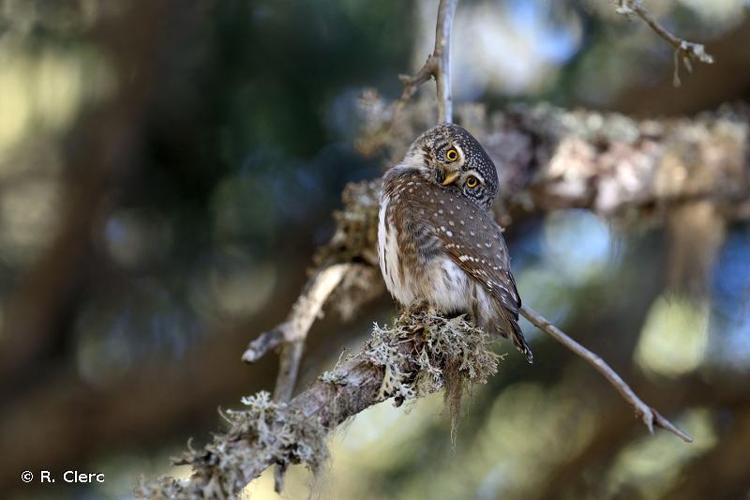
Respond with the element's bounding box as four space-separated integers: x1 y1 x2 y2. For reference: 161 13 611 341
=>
136 309 500 499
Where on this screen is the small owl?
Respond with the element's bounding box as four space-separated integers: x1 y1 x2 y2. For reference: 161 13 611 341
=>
378 123 532 362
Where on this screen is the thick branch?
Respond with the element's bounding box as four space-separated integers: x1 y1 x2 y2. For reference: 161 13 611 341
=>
520 305 692 442
358 99 750 222
397 0 458 123
138 312 499 498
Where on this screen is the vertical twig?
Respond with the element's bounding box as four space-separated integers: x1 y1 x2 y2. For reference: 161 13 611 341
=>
434 0 457 122
397 0 459 123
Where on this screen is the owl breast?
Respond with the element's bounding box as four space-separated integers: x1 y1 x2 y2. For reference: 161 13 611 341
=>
378 191 417 305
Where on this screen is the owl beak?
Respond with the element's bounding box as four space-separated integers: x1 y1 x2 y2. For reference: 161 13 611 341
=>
441 170 460 186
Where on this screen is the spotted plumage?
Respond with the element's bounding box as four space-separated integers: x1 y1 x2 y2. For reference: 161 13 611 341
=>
378 123 532 362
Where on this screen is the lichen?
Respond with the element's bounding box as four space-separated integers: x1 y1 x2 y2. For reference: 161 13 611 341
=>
365 308 501 438
319 366 349 386
135 392 328 499
137 310 501 498
313 180 381 268
312 180 384 320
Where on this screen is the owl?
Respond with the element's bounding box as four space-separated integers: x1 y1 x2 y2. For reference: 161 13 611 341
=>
378 123 532 362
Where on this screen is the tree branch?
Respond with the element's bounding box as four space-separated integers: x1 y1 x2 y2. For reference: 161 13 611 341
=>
358 98 750 222
520 305 692 442
616 0 714 86
241 264 353 365
137 312 499 498
397 0 458 123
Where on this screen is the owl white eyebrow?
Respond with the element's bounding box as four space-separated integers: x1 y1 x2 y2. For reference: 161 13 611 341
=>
448 143 465 163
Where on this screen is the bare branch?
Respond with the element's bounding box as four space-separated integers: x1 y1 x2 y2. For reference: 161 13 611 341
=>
616 0 714 86
520 305 693 443
397 0 458 123
241 327 285 363
241 263 353 364
434 0 457 122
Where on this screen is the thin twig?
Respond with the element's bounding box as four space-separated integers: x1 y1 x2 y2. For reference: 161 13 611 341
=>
270 341 304 492
396 0 458 123
241 327 285 363
434 0 457 122
616 0 713 86
520 305 693 443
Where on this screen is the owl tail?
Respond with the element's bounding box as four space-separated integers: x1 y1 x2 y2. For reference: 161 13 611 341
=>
508 320 534 364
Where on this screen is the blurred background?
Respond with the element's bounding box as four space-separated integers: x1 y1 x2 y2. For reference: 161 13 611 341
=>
1 0 749 498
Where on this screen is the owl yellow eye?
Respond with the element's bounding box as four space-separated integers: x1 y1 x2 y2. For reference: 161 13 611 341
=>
465 175 479 189
445 148 458 162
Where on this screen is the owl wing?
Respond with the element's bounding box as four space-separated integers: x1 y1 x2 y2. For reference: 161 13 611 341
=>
436 223 521 315
433 208 532 363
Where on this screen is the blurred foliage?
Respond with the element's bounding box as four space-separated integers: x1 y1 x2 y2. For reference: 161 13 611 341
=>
1 0 749 499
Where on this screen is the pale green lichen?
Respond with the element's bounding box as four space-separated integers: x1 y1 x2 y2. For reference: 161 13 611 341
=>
318 365 349 386
312 180 384 320
135 392 327 499
137 310 501 498
365 309 501 439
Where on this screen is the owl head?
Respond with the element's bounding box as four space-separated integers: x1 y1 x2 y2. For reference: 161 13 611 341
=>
403 123 499 209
